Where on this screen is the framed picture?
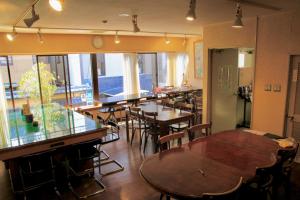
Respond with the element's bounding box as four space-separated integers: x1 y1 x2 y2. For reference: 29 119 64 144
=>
194 41 203 79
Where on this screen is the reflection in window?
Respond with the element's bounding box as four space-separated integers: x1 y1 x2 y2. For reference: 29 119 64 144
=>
138 53 157 93
96 53 124 97
157 53 168 87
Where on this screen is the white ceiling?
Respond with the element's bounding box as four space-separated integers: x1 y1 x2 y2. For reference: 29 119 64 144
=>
0 0 299 36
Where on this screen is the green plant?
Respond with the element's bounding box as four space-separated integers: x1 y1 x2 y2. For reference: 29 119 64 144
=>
19 63 57 104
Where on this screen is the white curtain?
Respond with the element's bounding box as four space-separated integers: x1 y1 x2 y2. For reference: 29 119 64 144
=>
175 53 189 87
123 53 140 95
0 71 9 148
166 53 177 87
167 53 189 87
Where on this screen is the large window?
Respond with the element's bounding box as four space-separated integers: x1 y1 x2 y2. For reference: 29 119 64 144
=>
96 53 124 97
138 53 157 93
157 53 168 87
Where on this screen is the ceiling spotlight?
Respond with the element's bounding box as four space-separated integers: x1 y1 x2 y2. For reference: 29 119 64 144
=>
24 5 40 28
6 27 17 41
37 29 44 44
132 15 140 33
164 33 171 44
49 0 64 12
232 3 243 28
114 31 120 44
186 0 196 21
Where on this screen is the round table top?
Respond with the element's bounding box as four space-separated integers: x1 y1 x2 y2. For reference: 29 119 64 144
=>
140 130 280 199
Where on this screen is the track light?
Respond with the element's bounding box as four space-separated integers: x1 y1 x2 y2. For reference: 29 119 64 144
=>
49 0 64 12
6 27 17 41
232 3 243 28
37 29 44 44
186 0 196 21
164 33 170 44
182 35 187 46
132 15 140 33
24 5 40 28
114 31 120 44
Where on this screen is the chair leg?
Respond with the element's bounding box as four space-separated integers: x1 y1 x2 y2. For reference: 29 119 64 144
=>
160 193 164 200
131 127 136 145
143 133 149 153
100 159 124 176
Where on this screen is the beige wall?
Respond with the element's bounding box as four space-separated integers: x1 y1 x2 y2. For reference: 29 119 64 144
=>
0 33 186 55
185 37 203 88
203 11 300 136
202 17 257 125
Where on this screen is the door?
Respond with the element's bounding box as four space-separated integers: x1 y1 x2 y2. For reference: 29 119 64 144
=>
286 56 300 161
211 49 239 133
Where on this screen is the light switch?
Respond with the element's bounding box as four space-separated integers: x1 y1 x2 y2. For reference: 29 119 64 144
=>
264 84 272 91
273 84 281 92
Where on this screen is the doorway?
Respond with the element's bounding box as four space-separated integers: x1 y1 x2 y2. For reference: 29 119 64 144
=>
210 48 255 133
285 55 300 162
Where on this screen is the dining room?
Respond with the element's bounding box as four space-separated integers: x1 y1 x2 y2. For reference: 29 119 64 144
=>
0 0 300 200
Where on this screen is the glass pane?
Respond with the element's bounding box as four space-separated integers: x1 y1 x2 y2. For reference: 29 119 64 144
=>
138 54 157 93
0 57 14 109
157 53 168 87
37 55 67 106
9 55 42 108
68 54 93 105
97 53 124 97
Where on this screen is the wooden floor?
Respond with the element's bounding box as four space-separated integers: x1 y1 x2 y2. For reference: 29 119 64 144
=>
1 128 300 200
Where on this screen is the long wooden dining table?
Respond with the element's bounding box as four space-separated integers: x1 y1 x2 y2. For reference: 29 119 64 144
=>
140 130 280 199
125 101 194 142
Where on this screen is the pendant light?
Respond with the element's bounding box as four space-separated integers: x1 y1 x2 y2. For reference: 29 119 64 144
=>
186 0 196 21
164 33 170 44
232 3 243 28
114 31 120 44
49 0 64 12
6 27 17 41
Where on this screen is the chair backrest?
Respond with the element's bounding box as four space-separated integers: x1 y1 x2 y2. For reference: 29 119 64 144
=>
84 111 93 119
175 102 193 112
162 99 175 108
202 177 243 200
159 131 185 151
142 111 158 128
187 123 212 141
278 142 299 169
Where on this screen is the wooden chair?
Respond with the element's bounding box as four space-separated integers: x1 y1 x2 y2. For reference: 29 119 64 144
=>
158 131 185 200
161 98 175 109
128 107 143 147
141 111 160 153
192 96 202 124
84 111 94 119
244 166 274 200
158 131 185 151
272 142 299 197
187 123 211 141
169 102 192 133
202 177 243 200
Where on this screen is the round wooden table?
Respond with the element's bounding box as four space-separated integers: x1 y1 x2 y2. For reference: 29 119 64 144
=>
140 130 280 199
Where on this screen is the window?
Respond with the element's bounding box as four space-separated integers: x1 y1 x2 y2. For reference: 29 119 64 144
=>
9 55 41 108
68 54 93 104
157 53 168 87
138 53 157 93
96 53 124 97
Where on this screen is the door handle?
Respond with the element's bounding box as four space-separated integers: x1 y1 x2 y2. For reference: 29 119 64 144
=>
287 116 294 121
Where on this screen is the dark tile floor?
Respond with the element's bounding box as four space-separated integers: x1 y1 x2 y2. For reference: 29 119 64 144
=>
1 128 300 200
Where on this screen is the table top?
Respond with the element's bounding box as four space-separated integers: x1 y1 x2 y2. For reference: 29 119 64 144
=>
98 92 156 106
0 103 105 153
140 130 280 199
135 102 193 124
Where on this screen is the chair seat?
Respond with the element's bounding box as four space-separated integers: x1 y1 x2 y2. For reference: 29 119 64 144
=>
170 123 189 130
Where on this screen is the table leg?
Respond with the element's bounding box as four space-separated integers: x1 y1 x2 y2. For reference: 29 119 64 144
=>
125 112 129 142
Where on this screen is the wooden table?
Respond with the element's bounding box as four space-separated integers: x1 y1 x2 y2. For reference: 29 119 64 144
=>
140 130 280 199
0 103 107 191
125 102 194 142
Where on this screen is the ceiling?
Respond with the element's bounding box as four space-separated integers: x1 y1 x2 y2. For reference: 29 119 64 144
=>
0 0 299 36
